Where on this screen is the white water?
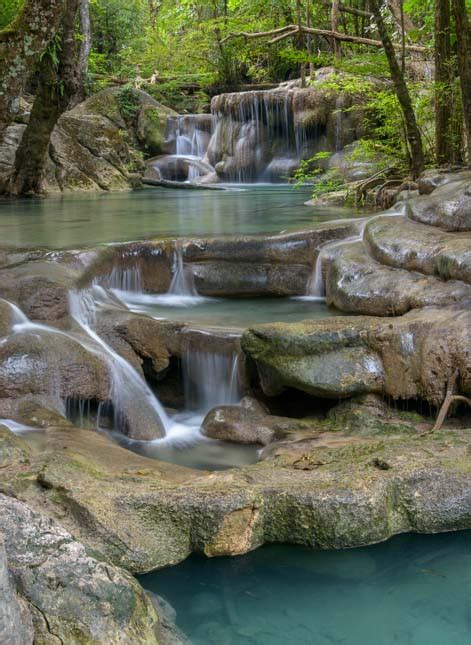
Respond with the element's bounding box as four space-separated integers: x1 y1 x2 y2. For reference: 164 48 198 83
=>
182 332 242 414
152 246 207 307
0 418 42 433
107 266 142 292
69 286 171 436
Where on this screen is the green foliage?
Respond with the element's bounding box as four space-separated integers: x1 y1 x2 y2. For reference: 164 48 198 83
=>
115 84 141 121
0 0 21 30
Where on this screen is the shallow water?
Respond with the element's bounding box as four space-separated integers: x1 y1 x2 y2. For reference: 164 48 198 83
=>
140 531 471 644
0 185 358 249
116 292 339 328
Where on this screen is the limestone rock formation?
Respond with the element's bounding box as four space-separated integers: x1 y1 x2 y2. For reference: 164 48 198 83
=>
0 535 34 645
0 493 160 643
242 308 471 404
408 174 471 231
0 87 177 193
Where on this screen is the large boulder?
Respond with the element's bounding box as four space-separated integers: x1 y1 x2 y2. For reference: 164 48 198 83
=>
323 240 471 316
408 175 471 231
0 494 160 643
364 214 471 283
241 308 471 404
1 87 178 193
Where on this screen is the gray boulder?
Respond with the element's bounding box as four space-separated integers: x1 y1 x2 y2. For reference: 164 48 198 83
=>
0 494 160 643
0 535 34 645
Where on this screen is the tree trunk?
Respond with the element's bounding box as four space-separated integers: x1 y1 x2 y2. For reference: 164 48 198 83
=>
331 0 342 56
72 0 91 105
387 0 416 35
452 0 471 165
370 0 425 178
8 0 80 196
0 0 67 138
435 0 453 166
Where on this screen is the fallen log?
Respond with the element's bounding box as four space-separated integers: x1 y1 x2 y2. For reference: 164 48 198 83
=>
142 177 227 190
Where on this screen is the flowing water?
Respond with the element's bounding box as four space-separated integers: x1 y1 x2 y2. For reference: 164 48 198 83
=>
0 185 360 249
140 530 471 645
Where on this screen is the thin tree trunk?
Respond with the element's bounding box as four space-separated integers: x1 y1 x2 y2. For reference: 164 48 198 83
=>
452 0 471 165
74 0 91 104
296 0 306 86
331 0 342 56
435 0 453 166
387 0 416 35
370 0 425 178
0 0 67 138
9 0 80 195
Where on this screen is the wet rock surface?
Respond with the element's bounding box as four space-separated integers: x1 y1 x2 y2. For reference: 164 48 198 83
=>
242 308 471 404
0 535 34 645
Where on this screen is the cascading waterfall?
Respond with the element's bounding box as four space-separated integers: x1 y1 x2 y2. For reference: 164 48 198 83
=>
304 206 407 299
69 286 171 437
168 246 198 297
106 265 143 293
182 333 242 414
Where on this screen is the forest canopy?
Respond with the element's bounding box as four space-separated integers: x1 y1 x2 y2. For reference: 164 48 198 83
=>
0 0 470 194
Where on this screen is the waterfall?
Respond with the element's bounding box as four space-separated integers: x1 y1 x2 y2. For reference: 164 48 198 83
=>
168 247 198 297
182 342 242 413
107 266 143 293
69 286 170 437
175 115 209 158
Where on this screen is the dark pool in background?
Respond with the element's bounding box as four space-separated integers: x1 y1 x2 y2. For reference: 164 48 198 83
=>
140 531 471 644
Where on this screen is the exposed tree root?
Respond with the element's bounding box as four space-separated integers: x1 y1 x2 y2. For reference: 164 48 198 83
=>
422 370 471 434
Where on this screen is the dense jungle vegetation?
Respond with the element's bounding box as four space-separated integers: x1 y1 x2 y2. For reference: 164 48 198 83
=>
0 0 470 193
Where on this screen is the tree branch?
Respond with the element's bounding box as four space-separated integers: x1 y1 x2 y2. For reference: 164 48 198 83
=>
222 25 429 53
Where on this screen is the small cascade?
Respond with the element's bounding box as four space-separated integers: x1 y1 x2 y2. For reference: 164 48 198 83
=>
168 247 197 297
175 115 211 158
106 265 143 293
307 252 326 298
1 298 29 326
182 336 242 413
69 287 171 437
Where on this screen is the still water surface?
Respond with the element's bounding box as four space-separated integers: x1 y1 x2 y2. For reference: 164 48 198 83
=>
140 531 471 645
0 185 358 249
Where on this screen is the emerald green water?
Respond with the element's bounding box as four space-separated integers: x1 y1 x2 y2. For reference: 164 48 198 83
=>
119 293 340 328
0 185 357 249
140 531 471 644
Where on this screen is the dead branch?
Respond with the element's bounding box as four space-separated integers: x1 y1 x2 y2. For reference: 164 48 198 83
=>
222 25 429 53
422 370 471 434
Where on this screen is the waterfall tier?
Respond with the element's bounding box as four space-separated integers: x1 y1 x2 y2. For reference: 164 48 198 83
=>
151 77 366 184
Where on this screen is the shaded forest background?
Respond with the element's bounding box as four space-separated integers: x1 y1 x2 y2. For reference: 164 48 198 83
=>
0 0 470 194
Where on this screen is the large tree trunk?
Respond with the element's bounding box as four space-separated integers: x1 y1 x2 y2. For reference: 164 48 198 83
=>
370 0 425 178
0 0 67 139
452 0 471 165
8 0 80 196
435 0 453 166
